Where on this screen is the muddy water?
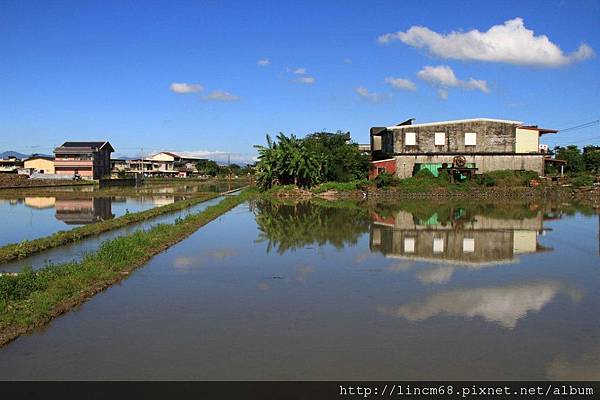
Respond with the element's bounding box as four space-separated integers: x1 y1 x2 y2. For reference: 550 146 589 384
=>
0 199 598 380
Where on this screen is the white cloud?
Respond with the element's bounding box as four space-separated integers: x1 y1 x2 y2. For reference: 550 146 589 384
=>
355 87 385 103
344 58 353 64
177 150 257 165
417 65 489 98
257 58 270 66
293 67 307 75
169 82 203 94
203 90 240 102
378 17 594 67
384 77 416 91
295 76 315 84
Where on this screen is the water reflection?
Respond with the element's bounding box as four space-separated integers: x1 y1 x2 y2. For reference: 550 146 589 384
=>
253 200 370 254
370 204 551 266
55 197 114 224
0 194 187 246
378 281 582 329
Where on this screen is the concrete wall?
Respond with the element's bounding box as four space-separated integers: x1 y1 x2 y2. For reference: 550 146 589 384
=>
389 120 518 154
393 154 544 178
515 128 540 153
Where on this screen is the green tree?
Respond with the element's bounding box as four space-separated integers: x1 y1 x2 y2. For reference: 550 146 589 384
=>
555 145 585 173
254 133 322 189
583 146 600 173
304 131 370 182
196 159 221 176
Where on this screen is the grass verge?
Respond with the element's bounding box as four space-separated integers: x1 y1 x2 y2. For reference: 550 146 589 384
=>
0 192 224 264
0 188 256 346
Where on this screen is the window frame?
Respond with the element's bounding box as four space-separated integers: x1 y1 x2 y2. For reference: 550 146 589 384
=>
434 132 446 146
405 131 417 146
464 132 477 146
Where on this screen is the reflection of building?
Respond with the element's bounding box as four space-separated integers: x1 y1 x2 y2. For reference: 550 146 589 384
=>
55 197 114 224
54 141 114 179
370 209 550 265
24 197 56 209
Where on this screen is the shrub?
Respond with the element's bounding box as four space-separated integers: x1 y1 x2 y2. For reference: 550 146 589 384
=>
413 169 436 179
374 172 399 188
0 267 49 302
476 170 539 187
571 174 595 187
311 179 372 193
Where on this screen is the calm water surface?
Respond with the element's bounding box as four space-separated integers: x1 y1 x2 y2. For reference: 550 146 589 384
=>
0 198 598 380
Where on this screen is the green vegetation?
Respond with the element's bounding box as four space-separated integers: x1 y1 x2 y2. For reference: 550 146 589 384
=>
571 173 595 187
254 131 370 190
0 189 256 346
372 169 544 192
475 170 539 187
0 193 223 264
254 199 370 254
195 159 254 177
310 179 370 193
554 145 600 174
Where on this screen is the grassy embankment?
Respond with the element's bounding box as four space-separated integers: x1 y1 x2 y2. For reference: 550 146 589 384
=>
264 170 599 199
0 192 225 264
0 188 256 346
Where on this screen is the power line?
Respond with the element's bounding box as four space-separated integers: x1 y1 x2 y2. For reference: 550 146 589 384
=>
557 119 600 133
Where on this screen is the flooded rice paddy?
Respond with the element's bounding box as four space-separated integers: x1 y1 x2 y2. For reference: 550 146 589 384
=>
0 197 598 380
0 195 188 247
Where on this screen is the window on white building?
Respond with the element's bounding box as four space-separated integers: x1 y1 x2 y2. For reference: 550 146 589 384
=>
405 132 416 146
463 238 475 253
465 132 477 146
404 237 415 253
433 238 444 253
435 132 446 146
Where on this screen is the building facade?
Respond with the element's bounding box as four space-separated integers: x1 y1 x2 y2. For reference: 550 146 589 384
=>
24 156 55 174
370 118 557 178
115 151 202 177
54 142 114 179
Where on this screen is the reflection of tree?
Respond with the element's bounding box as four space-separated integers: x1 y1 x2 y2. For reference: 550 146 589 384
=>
372 200 540 224
254 200 371 254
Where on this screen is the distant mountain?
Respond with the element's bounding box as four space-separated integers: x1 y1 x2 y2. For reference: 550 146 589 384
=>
0 151 53 160
0 151 29 159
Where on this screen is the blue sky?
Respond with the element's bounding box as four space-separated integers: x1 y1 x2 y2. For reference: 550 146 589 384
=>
1 0 599 162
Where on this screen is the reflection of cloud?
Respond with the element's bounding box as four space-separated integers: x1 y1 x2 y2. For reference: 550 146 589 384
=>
547 349 600 380
295 265 314 282
355 251 370 264
386 261 414 272
416 265 454 284
173 256 201 268
206 249 238 260
378 281 582 329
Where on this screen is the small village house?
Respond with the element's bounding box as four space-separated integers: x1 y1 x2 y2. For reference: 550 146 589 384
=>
0 156 22 173
369 118 557 179
23 155 55 174
119 151 203 177
54 141 114 179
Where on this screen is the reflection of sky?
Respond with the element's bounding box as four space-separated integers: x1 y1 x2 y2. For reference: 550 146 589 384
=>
0 195 174 246
0 202 598 380
378 281 583 329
